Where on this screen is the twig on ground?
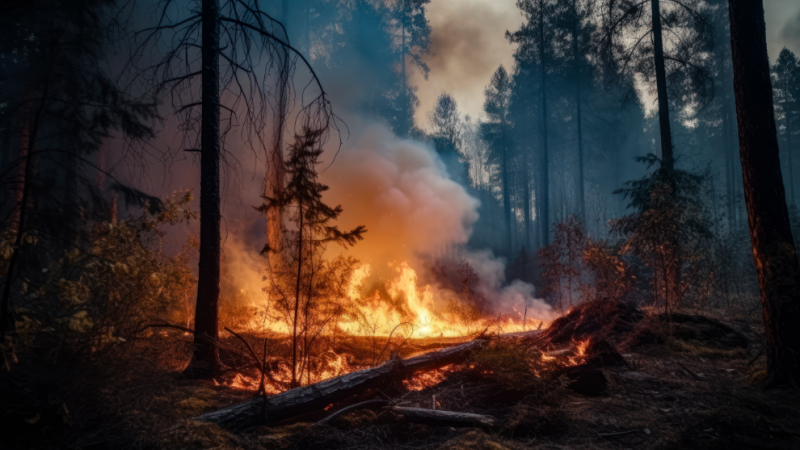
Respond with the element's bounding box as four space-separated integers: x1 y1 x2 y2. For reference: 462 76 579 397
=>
317 398 391 425
677 362 704 381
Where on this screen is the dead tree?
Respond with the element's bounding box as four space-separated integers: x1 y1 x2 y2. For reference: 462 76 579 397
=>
127 0 339 378
727 0 800 388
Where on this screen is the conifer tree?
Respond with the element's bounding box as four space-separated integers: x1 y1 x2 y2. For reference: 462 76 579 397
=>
257 128 365 388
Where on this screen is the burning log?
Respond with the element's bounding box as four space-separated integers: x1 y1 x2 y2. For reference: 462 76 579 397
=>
390 406 497 428
196 338 488 430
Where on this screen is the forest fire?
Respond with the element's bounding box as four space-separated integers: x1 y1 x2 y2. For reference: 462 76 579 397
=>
9 0 800 446
218 257 551 393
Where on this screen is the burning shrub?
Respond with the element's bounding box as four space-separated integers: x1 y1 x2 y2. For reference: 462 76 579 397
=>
537 216 637 309
613 157 714 315
257 128 366 387
537 216 591 311
429 256 491 328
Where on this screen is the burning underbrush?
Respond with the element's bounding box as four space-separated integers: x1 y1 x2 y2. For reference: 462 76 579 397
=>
211 247 554 393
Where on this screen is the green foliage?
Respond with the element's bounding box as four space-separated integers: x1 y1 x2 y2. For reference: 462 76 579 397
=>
10 190 196 362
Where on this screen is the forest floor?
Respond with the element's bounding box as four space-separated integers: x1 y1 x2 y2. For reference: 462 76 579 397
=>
90 304 800 450
8 302 800 450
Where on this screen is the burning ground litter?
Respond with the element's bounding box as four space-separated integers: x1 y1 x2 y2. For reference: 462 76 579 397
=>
84 300 799 450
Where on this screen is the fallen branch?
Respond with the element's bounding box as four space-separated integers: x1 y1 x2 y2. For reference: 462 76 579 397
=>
677 362 704 381
196 338 487 430
390 406 496 428
317 398 390 425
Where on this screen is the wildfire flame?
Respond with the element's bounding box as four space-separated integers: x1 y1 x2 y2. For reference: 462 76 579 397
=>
222 259 551 393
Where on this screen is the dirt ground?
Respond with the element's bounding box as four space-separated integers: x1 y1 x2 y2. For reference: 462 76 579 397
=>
113 306 800 450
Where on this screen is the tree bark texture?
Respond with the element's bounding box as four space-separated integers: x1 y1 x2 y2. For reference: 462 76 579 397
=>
195 338 487 430
573 17 585 219
651 0 674 172
0 95 36 337
539 0 550 246
186 0 222 378
728 0 800 388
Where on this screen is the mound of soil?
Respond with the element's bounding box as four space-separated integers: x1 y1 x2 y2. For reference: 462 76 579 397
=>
660 313 749 349
539 299 644 346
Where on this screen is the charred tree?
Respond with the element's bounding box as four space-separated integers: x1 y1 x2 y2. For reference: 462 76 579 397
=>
186 0 223 379
728 0 800 388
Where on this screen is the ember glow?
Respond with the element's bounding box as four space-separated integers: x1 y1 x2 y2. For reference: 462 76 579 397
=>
403 364 458 391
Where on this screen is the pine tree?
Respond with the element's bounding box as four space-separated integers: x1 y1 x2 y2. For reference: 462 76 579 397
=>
130 0 337 378
390 0 432 137
509 0 555 246
481 66 515 256
257 128 366 388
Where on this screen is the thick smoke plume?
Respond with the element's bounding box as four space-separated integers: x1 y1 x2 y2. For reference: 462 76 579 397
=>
321 124 553 321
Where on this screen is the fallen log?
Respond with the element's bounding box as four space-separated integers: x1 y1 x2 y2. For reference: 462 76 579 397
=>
390 407 496 428
196 338 487 430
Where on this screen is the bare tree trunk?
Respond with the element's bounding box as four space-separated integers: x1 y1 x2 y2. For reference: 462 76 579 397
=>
573 18 585 219
185 0 222 378
1 81 46 337
266 1 290 259
1 109 30 337
724 98 737 230
728 0 800 388
291 199 304 387
523 152 532 251
539 0 550 246
501 124 512 257
400 10 410 137
651 0 674 172
788 112 795 206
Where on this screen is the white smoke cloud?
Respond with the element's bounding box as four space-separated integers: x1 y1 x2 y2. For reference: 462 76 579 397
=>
321 124 480 262
464 249 554 322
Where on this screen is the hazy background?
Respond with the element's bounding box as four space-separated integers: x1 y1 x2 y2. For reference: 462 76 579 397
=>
412 0 800 128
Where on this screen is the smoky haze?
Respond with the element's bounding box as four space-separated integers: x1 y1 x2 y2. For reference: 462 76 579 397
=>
412 0 522 127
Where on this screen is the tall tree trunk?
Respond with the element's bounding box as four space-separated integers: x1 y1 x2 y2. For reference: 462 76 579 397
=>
724 96 737 230
1 81 46 337
266 1 290 259
728 0 800 388
573 18 585 219
523 148 533 251
651 0 681 310
291 200 304 388
501 125 512 257
185 0 222 378
788 112 795 206
401 11 410 138
650 0 673 172
539 1 550 246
